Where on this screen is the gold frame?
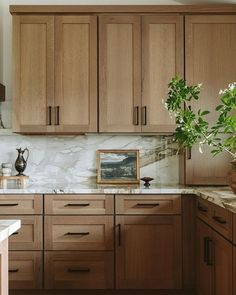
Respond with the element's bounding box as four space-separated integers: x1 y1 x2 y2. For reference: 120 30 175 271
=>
97 149 140 184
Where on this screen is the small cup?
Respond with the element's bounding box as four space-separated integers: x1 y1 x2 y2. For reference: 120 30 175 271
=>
2 163 13 169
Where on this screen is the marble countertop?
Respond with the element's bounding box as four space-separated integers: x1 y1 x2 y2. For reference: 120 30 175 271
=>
1 182 236 213
0 220 21 242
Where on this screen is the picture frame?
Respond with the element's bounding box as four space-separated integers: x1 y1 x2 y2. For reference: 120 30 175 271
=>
97 149 140 184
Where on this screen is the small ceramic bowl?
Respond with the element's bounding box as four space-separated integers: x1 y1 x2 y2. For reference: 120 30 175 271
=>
2 163 13 169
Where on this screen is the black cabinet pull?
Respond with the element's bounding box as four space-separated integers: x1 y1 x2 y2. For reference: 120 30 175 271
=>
117 224 121 247
187 147 192 160
206 238 214 266
65 232 90 236
136 203 160 207
55 106 60 125
212 216 227 224
9 269 19 273
203 237 208 263
133 106 139 125
65 203 90 207
68 267 90 273
141 106 147 125
12 232 19 235
0 203 18 206
197 205 208 213
47 106 52 126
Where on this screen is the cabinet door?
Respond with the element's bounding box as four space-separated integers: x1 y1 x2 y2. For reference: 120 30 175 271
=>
12 15 54 133
185 15 236 184
213 230 232 295
99 15 141 132
116 215 182 289
196 219 213 295
141 15 184 132
55 16 97 133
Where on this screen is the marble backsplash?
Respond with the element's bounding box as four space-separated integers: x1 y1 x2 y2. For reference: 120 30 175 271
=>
0 134 179 185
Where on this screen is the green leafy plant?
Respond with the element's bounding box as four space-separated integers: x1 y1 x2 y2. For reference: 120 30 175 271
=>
165 76 236 159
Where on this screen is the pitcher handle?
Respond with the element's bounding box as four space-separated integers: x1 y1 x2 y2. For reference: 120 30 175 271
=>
23 148 29 162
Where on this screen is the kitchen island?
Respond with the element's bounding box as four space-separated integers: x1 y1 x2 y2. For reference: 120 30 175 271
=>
0 220 21 295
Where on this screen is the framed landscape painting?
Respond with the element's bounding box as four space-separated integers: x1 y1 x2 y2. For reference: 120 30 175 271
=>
97 150 140 184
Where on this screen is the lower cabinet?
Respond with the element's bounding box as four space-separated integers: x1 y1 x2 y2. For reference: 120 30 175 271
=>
44 251 114 289
196 218 233 295
116 215 182 289
9 251 43 289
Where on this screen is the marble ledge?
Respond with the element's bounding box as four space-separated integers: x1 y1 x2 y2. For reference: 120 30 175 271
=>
0 220 21 242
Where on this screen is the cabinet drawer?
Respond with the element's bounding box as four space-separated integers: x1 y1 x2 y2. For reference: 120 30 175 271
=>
0 215 43 250
9 251 43 289
0 195 42 214
196 198 211 223
45 194 114 215
44 251 113 289
210 204 233 241
44 216 113 250
116 195 181 214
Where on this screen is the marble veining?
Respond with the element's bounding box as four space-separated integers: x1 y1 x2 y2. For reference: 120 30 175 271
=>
0 134 179 186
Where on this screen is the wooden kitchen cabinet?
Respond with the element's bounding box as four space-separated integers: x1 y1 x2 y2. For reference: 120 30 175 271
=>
99 14 183 133
12 15 97 133
196 218 233 295
184 15 236 184
116 215 182 289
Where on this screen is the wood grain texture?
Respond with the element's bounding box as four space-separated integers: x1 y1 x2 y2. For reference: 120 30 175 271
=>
54 15 97 133
116 215 182 289
141 15 183 133
99 15 141 132
9 251 43 289
44 251 114 289
45 194 114 215
0 195 42 215
116 195 181 215
10 5 236 14
44 215 113 251
185 15 236 185
12 15 55 133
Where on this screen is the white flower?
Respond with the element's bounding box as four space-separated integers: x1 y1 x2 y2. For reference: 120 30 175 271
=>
198 143 203 154
229 83 236 91
219 89 224 95
198 83 202 88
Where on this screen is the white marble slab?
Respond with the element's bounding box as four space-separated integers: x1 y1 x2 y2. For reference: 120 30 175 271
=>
0 220 21 242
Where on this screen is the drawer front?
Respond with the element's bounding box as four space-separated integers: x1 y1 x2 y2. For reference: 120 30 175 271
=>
0 195 42 214
9 251 43 289
0 215 43 250
196 198 211 223
45 194 114 215
44 216 113 250
116 195 181 214
210 204 233 241
44 251 114 289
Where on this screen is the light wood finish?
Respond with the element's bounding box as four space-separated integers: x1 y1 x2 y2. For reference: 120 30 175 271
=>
0 216 43 251
210 204 233 241
213 230 233 295
54 15 97 133
9 251 42 289
45 194 114 215
141 15 183 132
116 215 182 289
0 195 42 215
233 246 236 295
12 15 54 133
196 218 213 295
182 195 195 290
0 239 8 295
44 215 113 250
44 251 113 289
116 195 181 215
185 15 236 185
196 197 211 224
10 5 236 14
99 15 141 132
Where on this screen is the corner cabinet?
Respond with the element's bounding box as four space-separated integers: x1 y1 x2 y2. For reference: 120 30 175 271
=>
184 15 236 184
12 15 97 134
99 15 183 133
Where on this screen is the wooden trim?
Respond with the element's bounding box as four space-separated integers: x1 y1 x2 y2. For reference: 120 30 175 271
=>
10 5 236 14
0 84 5 102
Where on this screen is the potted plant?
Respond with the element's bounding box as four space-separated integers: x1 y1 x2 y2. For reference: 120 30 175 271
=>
165 77 236 192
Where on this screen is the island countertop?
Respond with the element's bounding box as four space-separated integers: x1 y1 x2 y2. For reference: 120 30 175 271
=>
0 220 21 242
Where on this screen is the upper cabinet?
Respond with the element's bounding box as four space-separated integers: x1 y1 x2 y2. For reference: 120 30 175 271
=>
185 15 236 184
99 15 184 133
12 15 97 133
